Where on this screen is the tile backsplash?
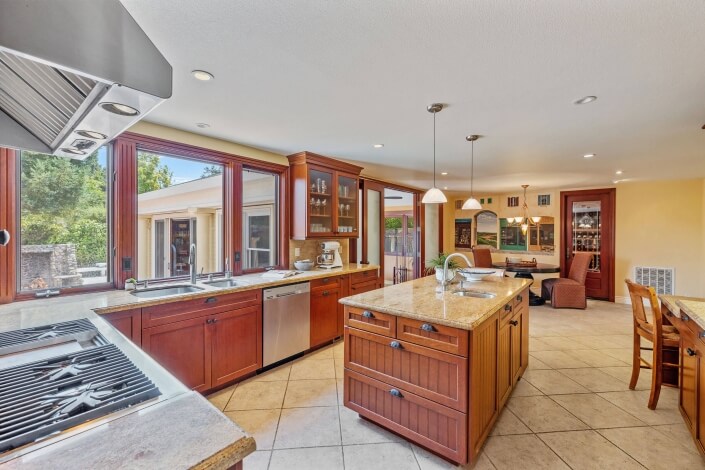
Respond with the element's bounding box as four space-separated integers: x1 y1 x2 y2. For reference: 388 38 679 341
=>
288 239 349 268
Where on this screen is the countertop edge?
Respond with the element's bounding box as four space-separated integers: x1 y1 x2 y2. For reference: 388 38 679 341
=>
676 299 705 331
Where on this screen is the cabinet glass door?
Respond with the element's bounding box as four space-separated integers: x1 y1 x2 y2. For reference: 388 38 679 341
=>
337 175 358 234
308 168 334 235
571 201 601 272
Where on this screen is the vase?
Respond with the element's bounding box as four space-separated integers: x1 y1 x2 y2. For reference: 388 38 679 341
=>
435 266 456 283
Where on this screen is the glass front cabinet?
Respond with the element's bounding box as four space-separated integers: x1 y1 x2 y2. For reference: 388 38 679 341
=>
287 152 363 239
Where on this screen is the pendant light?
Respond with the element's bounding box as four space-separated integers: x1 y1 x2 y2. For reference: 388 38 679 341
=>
462 135 482 210
422 103 447 204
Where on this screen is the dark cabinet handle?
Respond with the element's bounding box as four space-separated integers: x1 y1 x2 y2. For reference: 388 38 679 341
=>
683 314 690 322
322 291 330 297
389 389 403 398
687 348 696 357
516 295 523 302
420 323 435 332
322 278 330 283
206 318 216 324
509 320 518 326
390 340 402 349
362 310 374 318
205 297 218 304
504 304 512 312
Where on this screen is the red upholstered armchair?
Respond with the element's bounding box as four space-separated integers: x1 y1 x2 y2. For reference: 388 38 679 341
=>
541 252 592 309
471 247 493 268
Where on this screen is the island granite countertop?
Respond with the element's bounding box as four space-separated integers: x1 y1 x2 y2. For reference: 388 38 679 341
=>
660 295 705 331
339 275 531 330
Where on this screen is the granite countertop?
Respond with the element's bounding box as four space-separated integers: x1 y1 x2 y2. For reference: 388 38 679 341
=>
660 295 705 331
91 264 378 314
339 275 531 330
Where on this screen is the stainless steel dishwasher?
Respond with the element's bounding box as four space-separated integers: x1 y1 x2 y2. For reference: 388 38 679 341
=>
263 282 310 367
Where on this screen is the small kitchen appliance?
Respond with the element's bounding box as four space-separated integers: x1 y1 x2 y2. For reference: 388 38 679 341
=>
316 241 343 269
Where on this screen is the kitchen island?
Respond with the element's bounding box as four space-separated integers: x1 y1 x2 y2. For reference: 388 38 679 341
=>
339 274 531 466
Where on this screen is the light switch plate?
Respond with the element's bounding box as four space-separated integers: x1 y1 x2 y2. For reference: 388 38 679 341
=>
294 248 301 257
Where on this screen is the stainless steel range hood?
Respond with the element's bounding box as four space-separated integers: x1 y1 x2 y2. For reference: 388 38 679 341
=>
0 0 172 159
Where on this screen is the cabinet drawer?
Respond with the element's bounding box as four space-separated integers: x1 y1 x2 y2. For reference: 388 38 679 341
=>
350 279 378 295
311 276 342 291
345 369 467 464
499 301 515 327
513 290 528 311
142 289 261 328
350 270 378 285
397 317 469 357
345 307 396 337
345 328 468 412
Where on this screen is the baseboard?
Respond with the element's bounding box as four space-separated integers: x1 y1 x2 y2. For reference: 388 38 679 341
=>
614 295 631 305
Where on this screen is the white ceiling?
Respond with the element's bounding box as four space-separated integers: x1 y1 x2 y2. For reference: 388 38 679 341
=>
121 0 705 193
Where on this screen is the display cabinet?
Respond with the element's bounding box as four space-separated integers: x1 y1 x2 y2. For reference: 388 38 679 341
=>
287 152 363 239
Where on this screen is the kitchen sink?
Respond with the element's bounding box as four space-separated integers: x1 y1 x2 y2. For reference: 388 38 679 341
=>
130 285 204 298
453 290 497 299
201 278 249 288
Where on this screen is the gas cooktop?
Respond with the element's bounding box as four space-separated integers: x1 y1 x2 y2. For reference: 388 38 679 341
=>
0 319 161 453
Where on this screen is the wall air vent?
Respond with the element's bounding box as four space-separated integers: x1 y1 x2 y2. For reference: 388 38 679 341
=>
634 266 675 295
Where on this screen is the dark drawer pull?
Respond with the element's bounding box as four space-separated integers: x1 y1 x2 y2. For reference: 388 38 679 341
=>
322 278 331 283
504 304 512 312
687 348 696 357
390 340 402 349
322 291 330 297
516 295 523 302
420 323 435 332
389 389 403 398
206 318 217 324
205 297 218 304
683 314 690 322
509 320 518 326
362 310 375 318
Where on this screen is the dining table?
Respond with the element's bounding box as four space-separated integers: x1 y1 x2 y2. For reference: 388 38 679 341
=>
491 262 560 306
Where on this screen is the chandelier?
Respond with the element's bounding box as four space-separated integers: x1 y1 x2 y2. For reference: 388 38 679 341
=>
507 184 541 235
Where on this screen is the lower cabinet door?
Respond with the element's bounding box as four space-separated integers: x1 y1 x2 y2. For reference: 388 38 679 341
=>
680 332 699 434
311 287 340 347
497 322 512 406
510 311 524 384
345 369 467 464
142 316 211 392
103 308 142 346
210 305 263 388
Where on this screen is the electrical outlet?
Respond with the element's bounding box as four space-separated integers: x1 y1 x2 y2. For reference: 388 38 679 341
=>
294 247 301 257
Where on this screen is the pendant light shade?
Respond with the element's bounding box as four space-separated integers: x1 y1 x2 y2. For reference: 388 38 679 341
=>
422 187 448 204
422 103 446 204
462 135 482 210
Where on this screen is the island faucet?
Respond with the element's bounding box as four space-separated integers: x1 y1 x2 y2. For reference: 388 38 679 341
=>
189 243 197 284
443 252 473 285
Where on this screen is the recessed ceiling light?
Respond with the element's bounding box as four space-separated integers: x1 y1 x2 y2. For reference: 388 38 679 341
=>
583 153 595 158
574 96 597 105
100 102 139 116
196 123 210 128
441 172 448 175
613 180 622 184
192 70 214 81
615 170 623 175
76 130 107 140
373 144 384 148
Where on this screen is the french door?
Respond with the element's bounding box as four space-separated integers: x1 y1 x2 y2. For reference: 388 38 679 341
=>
560 188 616 301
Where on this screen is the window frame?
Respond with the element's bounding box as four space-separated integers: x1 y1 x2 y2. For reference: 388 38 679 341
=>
113 132 288 287
10 146 114 300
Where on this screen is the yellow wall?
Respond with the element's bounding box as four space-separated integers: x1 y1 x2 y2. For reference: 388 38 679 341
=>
615 179 705 300
442 180 705 301
128 121 288 166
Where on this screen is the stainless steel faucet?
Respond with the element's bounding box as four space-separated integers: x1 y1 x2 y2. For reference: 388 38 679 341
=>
442 252 473 285
224 257 231 279
189 243 197 284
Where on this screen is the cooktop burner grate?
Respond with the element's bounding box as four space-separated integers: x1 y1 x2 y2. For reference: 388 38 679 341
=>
0 319 99 356
0 343 161 452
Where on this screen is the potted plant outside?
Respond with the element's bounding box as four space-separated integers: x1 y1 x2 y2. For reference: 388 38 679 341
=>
426 253 459 283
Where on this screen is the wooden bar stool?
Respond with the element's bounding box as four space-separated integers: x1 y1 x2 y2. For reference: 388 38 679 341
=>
625 279 680 409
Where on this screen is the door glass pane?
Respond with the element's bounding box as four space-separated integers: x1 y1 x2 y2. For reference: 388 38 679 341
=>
242 170 278 270
572 201 601 272
337 175 357 233
365 189 380 265
137 151 223 280
384 189 415 285
309 168 333 233
19 148 110 291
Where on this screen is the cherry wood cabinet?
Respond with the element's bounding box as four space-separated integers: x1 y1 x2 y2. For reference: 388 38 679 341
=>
210 305 262 388
103 308 142 346
343 286 530 466
143 315 211 392
310 284 341 348
287 151 363 240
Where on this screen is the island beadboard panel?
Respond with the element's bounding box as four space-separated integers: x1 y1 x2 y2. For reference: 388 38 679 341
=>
342 284 530 466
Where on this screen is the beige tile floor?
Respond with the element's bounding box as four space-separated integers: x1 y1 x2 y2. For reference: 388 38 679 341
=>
208 300 705 469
